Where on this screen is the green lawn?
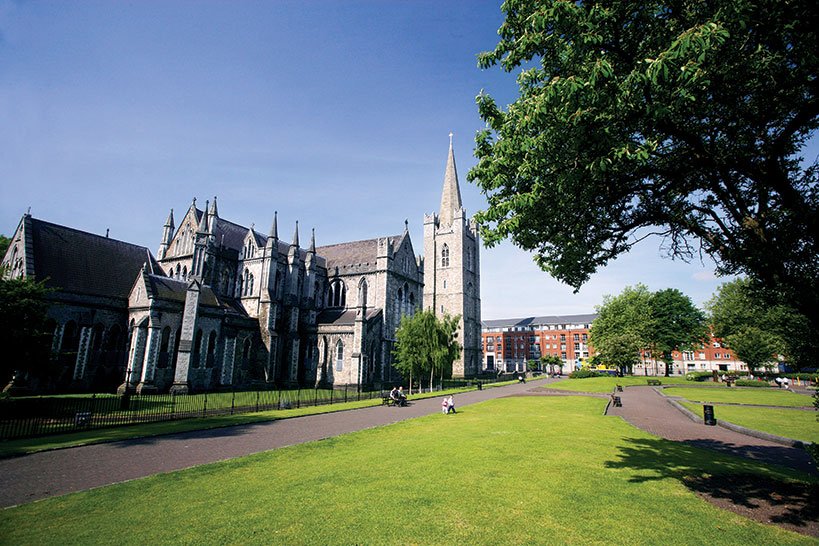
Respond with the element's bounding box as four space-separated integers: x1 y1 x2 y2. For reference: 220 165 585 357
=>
1 396 813 545
680 402 819 443
665 387 813 407
547 375 690 393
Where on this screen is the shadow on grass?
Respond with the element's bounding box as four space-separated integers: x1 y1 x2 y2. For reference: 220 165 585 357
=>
605 437 818 534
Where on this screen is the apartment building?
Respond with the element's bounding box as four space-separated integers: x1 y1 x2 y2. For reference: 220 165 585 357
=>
481 314 596 373
482 314 747 376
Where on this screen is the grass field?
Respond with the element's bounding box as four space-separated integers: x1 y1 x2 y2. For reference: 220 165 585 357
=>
664 387 813 407
0 396 813 545
547 375 690 393
679 402 819 443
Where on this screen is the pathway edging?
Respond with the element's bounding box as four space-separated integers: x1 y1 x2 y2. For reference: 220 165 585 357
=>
659 388 809 449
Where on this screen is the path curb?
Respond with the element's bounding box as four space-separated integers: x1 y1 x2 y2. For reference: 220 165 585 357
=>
663 390 808 449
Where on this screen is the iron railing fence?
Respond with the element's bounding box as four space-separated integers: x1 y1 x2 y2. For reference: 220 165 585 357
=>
0 384 386 441
0 374 519 441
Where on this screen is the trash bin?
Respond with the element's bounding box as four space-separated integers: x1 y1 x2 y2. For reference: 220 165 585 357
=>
703 404 716 426
477 381 482 391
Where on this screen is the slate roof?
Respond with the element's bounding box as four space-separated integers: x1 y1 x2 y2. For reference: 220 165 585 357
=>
482 314 598 329
317 307 382 326
28 218 158 301
145 275 248 315
317 233 403 271
196 209 320 263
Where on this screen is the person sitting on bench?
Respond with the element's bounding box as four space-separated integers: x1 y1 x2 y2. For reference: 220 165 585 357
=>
397 386 408 406
389 387 401 406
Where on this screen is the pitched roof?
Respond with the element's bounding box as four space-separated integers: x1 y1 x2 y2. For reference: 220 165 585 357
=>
28 217 157 301
316 234 401 271
317 307 382 326
482 314 598 329
145 275 248 315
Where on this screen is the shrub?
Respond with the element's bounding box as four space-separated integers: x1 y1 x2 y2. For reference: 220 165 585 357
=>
685 372 713 382
569 369 602 379
734 379 771 388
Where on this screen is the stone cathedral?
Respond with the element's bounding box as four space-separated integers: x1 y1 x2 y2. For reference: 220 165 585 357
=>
2 139 481 393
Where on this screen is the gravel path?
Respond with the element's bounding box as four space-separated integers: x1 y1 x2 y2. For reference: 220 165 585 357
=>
607 385 816 474
0 379 548 509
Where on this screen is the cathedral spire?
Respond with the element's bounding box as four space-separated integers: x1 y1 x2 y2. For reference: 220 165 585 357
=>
197 200 210 233
291 221 299 247
269 211 278 239
165 209 175 229
208 196 218 218
439 132 463 226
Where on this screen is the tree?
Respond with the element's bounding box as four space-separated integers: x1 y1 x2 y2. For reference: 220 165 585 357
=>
706 278 813 371
0 235 10 259
590 285 653 375
0 276 53 390
648 289 708 376
393 310 461 393
540 354 562 375
527 359 539 372
470 0 819 335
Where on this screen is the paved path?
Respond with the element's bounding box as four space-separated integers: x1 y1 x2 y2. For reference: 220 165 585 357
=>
0 379 549 509
607 386 816 474
2 379 814 509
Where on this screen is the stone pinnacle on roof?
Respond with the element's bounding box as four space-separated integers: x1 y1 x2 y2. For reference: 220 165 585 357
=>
164 209 174 229
269 211 278 240
439 132 463 226
309 228 316 253
291 220 299 247
208 196 218 218
198 200 210 233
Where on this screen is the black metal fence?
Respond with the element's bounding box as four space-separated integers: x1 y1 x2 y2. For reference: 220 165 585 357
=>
0 384 385 441
0 374 521 442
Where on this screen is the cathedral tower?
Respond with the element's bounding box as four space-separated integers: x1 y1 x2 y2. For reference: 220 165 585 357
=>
423 134 482 377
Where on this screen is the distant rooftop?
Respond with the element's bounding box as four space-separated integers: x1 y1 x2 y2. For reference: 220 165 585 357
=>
482 314 598 330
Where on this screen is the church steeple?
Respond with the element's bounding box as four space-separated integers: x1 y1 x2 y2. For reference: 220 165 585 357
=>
158 208 175 260
197 200 210 234
291 221 300 248
439 132 463 227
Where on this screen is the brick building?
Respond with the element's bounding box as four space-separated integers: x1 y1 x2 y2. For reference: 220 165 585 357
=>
481 314 596 373
482 314 747 376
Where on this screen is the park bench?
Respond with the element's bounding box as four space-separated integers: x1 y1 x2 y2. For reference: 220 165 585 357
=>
647 379 662 386
382 396 405 407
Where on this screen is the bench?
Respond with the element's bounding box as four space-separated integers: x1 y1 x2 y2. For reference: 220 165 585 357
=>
647 379 662 386
610 394 622 407
382 396 405 407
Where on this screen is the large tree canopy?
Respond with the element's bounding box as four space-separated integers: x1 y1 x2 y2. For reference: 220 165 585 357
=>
0 276 52 387
470 0 819 331
589 284 653 374
706 278 814 370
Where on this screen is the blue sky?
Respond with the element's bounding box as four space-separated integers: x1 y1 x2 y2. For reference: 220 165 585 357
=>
0 0 799 319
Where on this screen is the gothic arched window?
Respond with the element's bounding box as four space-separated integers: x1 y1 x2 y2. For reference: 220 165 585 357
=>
329 279 346 308
441 244 450 267
335 339 344 371
359 278 368 308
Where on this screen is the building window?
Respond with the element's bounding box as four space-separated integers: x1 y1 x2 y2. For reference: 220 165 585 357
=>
329 279 346 307
441 244 449 267
335 340 344 371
